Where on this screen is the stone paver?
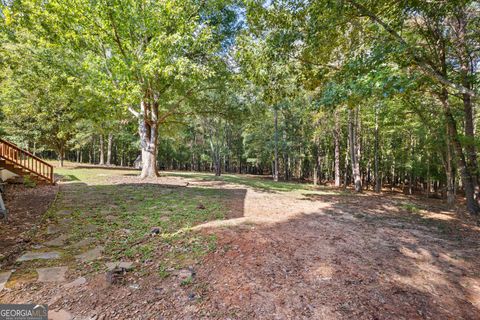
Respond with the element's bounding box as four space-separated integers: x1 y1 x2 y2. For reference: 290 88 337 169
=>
48 309 73 320
106 261 134 271
45 234 69 247
84 224 99 232
75 246 104 262
59 218 73 226
70 237 95 249
37 266 68 283
63 276 86 288
17 251 60 262
57 210 73 216
47 225 62 235
0 270 14 291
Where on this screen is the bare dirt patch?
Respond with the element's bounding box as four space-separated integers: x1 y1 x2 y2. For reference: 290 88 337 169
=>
1 170 479 319
0 183 58 266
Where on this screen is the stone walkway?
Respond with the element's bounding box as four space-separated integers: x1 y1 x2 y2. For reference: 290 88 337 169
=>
37 266 68 283
0 270 14 291
17 251 61 261
2 216 133 320
0 236 132 320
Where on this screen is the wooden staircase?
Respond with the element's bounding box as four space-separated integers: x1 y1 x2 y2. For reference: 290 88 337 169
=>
0 138 54 185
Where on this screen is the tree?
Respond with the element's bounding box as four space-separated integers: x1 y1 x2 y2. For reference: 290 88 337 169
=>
6 0 240 178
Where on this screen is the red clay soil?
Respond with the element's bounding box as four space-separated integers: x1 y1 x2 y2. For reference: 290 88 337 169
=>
0 183 58 266
1 176 479 319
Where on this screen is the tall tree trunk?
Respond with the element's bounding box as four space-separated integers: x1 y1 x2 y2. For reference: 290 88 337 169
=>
273 108 279 182
409 135 414 195
214 149 221 176
58 144 65 167
440 89 478 214
283 129 289 181
99 134 105 165
209 134 221 177
457 8 479 197
106 133 113 165
348 107 362 192
334 109 341 187
343 122 350 190
138 100 160 178
92 137 96 163
374 104 381 193
313 143 320 186
444 122 455 206
426 159 430 198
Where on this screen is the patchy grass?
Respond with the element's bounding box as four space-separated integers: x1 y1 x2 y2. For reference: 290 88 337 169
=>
28 166 231 276
399 202 421 213
166 171 341 195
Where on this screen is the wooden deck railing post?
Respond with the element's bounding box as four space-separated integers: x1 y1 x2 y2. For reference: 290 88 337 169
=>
0 139 54 184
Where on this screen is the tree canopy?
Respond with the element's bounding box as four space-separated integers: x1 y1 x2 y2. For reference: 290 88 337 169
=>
1 0 479 213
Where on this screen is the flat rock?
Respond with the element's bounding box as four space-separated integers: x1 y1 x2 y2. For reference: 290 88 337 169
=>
75 246 104 262
63 276 86 288
105 261 134 271
37 266 68 282
57 210 73 216
17 251 60 262
45 234 69 247
47 225 62 235
84 224 99 232
48 309 73 320
70 237 95 249
59 218 73 226
0 270 14 291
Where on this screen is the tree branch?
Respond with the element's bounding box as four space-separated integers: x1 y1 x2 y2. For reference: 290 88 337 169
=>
128 106 140 118
346 0 477 98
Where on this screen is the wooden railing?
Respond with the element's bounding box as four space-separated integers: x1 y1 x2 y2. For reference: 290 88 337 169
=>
0 138 54 184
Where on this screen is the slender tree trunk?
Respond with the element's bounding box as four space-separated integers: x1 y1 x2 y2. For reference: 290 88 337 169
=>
92 137 96 164
444 123 455 206
106 133 113 165
348 107 362 192
313 143 320 186
426 158 430 198
215 151 221 176
99 134 105 165
344 122 350 190
409 135 414 195
334 109 341 187
58 144 65 167
273 108 279 182
374 104 381 193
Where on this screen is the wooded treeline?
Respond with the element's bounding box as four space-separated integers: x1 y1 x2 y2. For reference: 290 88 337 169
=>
1 1 479 213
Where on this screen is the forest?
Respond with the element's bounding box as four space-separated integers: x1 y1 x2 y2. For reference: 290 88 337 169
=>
1 1 480 319
1 1 480 213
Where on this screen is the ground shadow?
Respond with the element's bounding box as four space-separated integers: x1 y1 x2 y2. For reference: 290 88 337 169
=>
194 197 480 319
